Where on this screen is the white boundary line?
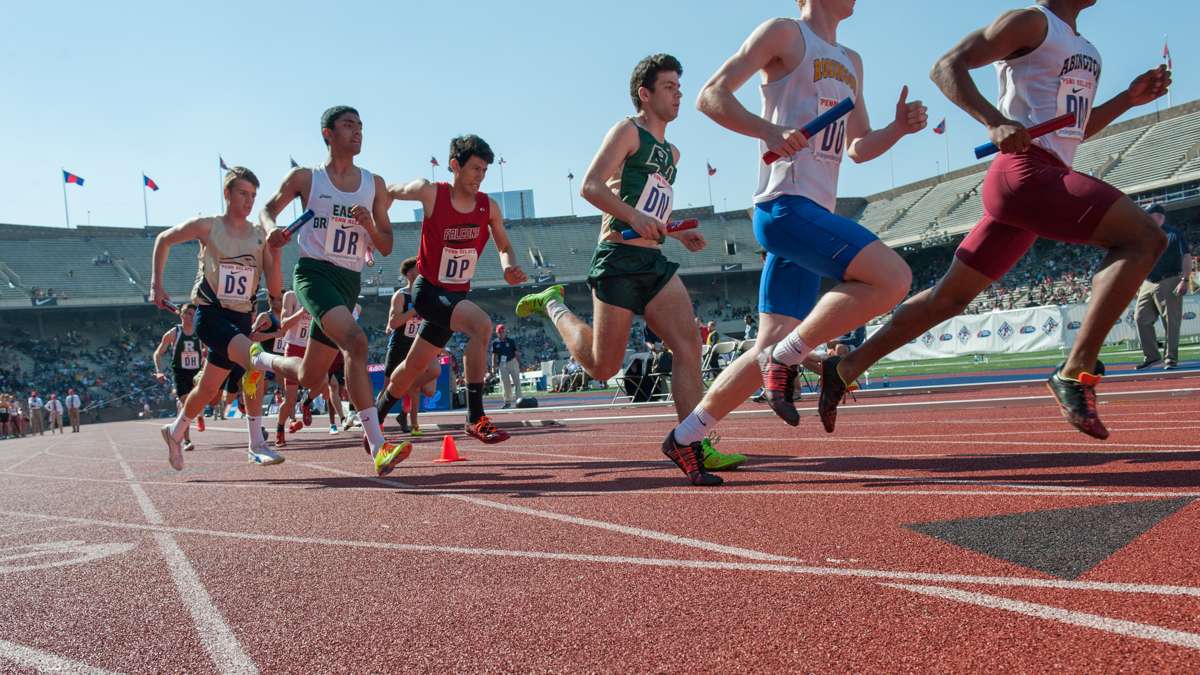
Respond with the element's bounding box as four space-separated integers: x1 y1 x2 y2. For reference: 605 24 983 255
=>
1 506 1197 598
885 583 1200 650
104 432 258 674
0 638 121 674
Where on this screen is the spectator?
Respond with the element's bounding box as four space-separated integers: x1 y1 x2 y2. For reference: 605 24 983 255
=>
1135 204 1191 370
65 387 82 432
743 314 757 340
45 393 64 434
27 391 44 435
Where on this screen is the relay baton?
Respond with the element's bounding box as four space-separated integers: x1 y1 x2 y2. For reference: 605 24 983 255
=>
161 300 180 314
279 209 316 242
762 97 856 165
973 113 1076 159
621 218 700 241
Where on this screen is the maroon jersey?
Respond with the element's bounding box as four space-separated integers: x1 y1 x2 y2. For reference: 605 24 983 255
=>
417 182 492 292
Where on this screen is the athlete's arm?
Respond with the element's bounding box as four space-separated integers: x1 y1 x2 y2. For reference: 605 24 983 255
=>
580 120 667 241
387 179 437 213
152 330 173 382
261 242 283 317
660 144 707 253
386 290 408 333
262 168 311 248
696 18 810 159
931 8 1048 154
278 293 305 332
1084 66 1171 139
360 174 393 256
843 51 927 163
488 198 528 286
150 217 211 309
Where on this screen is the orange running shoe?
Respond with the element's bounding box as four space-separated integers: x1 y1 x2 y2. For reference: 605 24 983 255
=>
464 416 509 444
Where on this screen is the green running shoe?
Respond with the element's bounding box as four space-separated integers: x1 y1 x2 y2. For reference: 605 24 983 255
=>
242 343 265 399
701 434 746 471
515 285 565 319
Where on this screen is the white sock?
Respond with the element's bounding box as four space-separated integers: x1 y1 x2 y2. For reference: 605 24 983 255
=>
672 408 713 446
246 416 264 449
358 408 386 453
546 298 571 325
771 332 813 367
170 412 193 441
251 351 278 372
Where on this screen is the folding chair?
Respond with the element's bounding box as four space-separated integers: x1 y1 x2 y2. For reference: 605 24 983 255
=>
610 352 650 404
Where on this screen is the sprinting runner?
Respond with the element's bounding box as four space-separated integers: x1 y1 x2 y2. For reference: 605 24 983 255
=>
819 1 1171 439
377 134 527 445
273 290 311 444
516 53 746 486
658 1 926 458
249 105 409 476
377 256 440 435
153 303 204 451
150 165 285 471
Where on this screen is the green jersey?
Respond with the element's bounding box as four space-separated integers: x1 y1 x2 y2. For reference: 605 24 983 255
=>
602 121 677 239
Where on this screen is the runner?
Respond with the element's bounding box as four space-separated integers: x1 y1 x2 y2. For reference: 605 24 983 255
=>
377 134 527 446
376 256 440 435
819 1 1171 439
249 105 409 476
0 394 10 438
516 53 746 486
150 165 285 471
273 290 311 444
153 302 204 451
660 1 926 460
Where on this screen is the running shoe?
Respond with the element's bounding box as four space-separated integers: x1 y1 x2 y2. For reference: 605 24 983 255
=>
1046 367 1108 440
1135 356 1163 370
817 356 847 434
515 284 565 318
465 416 509 444
248 445 285 466
161 424 184 471
288 419 304 434
242 343 265 398
275 431 287 447
1164 361 1179 370
367 437 413 476
196 416 205 432
410 424 423 437
762 354 800 426
397 416 410 434
329 424 340 435
661 431 723 486
301 399 313 426
181 439 195 453
700 433 746 471
342 412 360 431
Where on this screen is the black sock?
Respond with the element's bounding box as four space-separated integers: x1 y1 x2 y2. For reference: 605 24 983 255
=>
376 389 398 418
276 423 284 434
302 394 313 407
467 383 485 423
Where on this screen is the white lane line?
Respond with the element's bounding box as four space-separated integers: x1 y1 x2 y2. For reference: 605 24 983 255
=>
0 523 79 540
2 440 61 473
740 467 1100 492
294 461 796 563
884 583 1200 650
0 637 121 674
1 507 1197 598
104 433 258 674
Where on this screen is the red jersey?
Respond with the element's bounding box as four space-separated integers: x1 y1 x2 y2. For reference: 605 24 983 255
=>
417 182 492 292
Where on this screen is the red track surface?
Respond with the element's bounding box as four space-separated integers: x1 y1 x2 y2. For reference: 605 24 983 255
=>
2 376 1199 671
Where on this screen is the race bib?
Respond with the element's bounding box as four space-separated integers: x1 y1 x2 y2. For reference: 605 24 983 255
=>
1056 75 1094 141
439 247 479 285
404 316 421 338
181 339 201 370
272 337 287 353
217 263 255 303
323 208 367 267
634 173 673 225
813 96 848 164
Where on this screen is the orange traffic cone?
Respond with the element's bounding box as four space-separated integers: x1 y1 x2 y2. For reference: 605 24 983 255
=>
433 434 467 463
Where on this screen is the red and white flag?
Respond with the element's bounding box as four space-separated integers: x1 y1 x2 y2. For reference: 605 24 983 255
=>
706 162 717 176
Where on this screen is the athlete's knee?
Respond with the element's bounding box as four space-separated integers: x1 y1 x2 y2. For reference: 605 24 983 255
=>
925 285 972 318
341 330 368 360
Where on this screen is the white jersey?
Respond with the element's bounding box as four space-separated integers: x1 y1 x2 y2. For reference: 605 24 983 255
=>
754 19 858 211
284 309 312 347
297 165 375 273
995 5 1101 167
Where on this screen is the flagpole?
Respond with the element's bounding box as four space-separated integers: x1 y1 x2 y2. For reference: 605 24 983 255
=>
61 169 69 228
499 158 507 219
142 172 150 227
218 157 223 213
706 161 714 209
944 133 951 175
567 173 575 216
1165 34 1172 109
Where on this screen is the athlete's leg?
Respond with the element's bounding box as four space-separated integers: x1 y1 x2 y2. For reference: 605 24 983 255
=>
643 275 702 420
1067 196 1167 379
451 299 496 424
173 361 231 438
688 312 799 425
385 339 443 402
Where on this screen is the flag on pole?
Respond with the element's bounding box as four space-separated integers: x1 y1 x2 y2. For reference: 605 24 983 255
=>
143 175 159 191
289 156 299 169
706 162 717 176
63 170 85 186
219 156 230 171
1163 38 1172 70
567 172 574 180
933 118 946 135
499 157 507 165
430 156 439 167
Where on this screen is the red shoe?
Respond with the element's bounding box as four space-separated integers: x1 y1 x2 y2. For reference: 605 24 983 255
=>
301 400 313 427
288 419 304 434
763 355 800 427
464 416 509 444
196 416 205 432
275 431 287 447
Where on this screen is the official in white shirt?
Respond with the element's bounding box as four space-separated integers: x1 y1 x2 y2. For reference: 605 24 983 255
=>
27 392 45 435
45 393 65 434
65 388 82 432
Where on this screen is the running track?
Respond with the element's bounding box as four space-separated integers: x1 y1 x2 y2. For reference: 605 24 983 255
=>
2 376 1199 671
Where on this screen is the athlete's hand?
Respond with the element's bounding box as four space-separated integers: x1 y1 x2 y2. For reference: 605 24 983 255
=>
154 372 167 385
628 211 668 241
761 123 809 160
987 120 1032 154
1176 278 1188 297
672 229 707 253
150 285 172 311
503 265 528 286
1127 65 1171 106
266 228 290 248
893 86 928 135
252 312 274 333
350 205 374 230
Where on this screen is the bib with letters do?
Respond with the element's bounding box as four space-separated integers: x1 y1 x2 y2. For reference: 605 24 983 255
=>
416 182 491 293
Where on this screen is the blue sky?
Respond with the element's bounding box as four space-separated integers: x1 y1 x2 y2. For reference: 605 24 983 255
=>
5 1 1195 229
